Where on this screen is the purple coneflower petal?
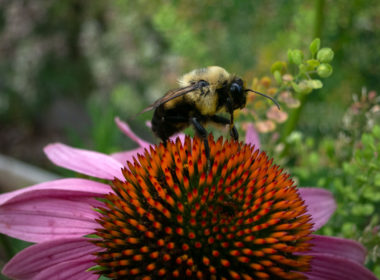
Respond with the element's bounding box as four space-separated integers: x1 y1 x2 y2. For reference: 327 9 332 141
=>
112 117 186 165
111 147 147 165
0 179 107 243
115 117 151 148
310 235 367 264
44 143 124 180
34 255 98 280
111 133 186 165
306 254 378 280
2 237 98 280
171 132 186 143
298 187 336 230
0 178 109 205
245 123 261 149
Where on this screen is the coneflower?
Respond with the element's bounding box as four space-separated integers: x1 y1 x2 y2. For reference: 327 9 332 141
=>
94 135 312 279
0 118 377 280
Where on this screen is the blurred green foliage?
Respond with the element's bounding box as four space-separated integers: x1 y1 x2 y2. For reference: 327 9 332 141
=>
284 89 380 273
0 0 380 276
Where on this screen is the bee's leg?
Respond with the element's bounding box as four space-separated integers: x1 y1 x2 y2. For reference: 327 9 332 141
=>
210 115 239 140
230 123 239 141
191 117 210 160
162 138 168 147
225 98 239 141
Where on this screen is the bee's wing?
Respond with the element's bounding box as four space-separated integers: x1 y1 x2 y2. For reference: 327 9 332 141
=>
138 83 200 115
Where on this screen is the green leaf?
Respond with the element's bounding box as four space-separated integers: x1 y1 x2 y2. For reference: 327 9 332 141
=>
374 173 380 187
309 38 321 57
351 204 366 216
306 59 320 69
363 187 380 201
84 233 101 239
355 174 368 183
273 70 282 84
342 222 355 236
362 134 375 150
291 81 301 93
87 265 107 272
372 125 380 139
343 162 355 175
93 208 106 214
362 203 375 215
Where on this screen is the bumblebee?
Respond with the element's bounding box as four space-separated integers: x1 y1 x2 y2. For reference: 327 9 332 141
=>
141 66 279 157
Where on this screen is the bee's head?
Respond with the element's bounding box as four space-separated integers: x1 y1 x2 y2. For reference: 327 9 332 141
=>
229 78 247 110
229 77 280 111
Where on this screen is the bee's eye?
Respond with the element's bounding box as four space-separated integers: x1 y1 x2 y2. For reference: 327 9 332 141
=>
230 82 242 94
198 80 209 88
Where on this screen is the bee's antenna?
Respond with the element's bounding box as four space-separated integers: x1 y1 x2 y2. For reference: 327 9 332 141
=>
245 89 280 110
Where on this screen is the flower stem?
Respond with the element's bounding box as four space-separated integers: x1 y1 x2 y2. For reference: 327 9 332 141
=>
280 0 325 155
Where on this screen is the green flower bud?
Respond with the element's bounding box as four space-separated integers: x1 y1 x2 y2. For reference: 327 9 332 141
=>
317 63 333 78
307 79 323 89
292 80 312 94
271 61 286 74
317 48 334 63
298 64 307 74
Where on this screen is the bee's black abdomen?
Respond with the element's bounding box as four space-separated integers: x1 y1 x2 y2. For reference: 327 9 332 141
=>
151 103 195 142
152 110 181 141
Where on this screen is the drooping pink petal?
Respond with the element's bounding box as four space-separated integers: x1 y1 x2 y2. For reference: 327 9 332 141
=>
170 133 186 144
111 133 187 165
0 178 109 206
2 237 98 280
44 143 124 180
35 255 98 280
298 187 336 231
245 123 261 149
310 235 367 264
145 120 152 128
111 147 147 165
305 254 378 280
115 117 151 148
0 179 108 243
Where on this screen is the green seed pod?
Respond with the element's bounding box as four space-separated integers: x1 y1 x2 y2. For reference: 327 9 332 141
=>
292 80 312 94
